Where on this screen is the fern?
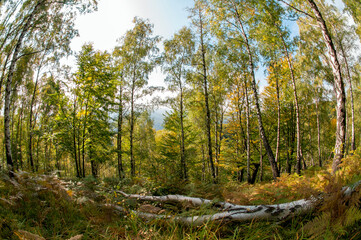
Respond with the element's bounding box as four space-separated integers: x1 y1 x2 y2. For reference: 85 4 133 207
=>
303 212 331 238
343 206 361 228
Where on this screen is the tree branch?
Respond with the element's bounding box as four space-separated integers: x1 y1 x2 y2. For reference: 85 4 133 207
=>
278 0 316 20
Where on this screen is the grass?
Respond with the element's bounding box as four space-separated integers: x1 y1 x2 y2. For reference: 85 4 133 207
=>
1 153 361 239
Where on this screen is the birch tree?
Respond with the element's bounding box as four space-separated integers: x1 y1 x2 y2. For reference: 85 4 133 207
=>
118 17 160 177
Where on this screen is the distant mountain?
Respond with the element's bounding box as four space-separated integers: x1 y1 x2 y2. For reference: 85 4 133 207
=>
151 107 170 130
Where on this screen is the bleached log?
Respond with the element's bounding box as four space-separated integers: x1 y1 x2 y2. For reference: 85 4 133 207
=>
108 197 317 226
116 190 247 211
342 180 361 196
115 180 361 226
172 198 316 226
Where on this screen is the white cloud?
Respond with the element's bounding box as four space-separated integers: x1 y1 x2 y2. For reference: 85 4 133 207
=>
70 0 193 87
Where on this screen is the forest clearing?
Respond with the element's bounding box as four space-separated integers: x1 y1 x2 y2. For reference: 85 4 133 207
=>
1 0 361 239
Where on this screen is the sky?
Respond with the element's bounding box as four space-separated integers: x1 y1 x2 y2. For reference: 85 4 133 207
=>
70 0 348 90
70 0 194 88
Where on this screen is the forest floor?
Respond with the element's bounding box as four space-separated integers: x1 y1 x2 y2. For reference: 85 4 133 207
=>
1 155 361 239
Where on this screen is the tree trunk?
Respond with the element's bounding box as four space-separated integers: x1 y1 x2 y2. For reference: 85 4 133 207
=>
55 143 60 176
307 0 346 173
89 130 97 178
236 85 246 153
316 94 322 167
198 8 216 182
14 104 24 170
218 110 224 176
28 61 44 172
117 84 124 179
73 97 80 178
250 163 260 184
201 144 206 181
18 108 23 170
4 0 44 177
130 79 136 177
77 115 82 177
180 87 187 180
259 133 263 181
81 99 90 178
230 0 279 180
278 30 303 174
215 111 219 178
244 79 251 183
275 67 281 172
339 41 355 152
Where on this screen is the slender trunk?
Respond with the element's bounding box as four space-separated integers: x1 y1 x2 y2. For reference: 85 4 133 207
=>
231 1 279 179
308 117 314 166
48 139 52 171
198 8 216 181
81 99 90 178
77 131 82 176
35 134 40 172
117 84 124 179
278 31 303 174
259 135 263 181
284 111 292 174
244 79 251 183
89 129 97 178
250 163 260 184
73 98 80 177
215 111 219 178
18 109 23 170
15 105 24 170
180 88 187 180
202 144 206 181
10 101 17 163
275 69 281 171
218 110 224 176
339 42 355 152
32 111 39 171
290 104 296 172
28 65 43 172
307 0 346 173
43 137 47 171
76 105 82 176
130 80 135 177
316 95 322 167
236 85 246 151
55 143 60 175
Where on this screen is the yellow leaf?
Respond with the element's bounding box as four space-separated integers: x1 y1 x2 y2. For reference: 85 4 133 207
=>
67 190 73 197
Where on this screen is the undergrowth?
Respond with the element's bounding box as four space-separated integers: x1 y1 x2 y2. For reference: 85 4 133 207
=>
1 152 361 239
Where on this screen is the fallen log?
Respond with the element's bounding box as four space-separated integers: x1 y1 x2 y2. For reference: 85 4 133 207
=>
108 198 316 226
115 180 361 226
116 190 242 210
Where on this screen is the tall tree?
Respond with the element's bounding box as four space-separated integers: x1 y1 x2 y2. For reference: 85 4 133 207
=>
208 0 279 180
162 27 195 180
112 56 125 179
74 43 116 178
1 0 97 175
190 1 217 181
326 7 359 152
118 17 160 177
306 0 346 173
